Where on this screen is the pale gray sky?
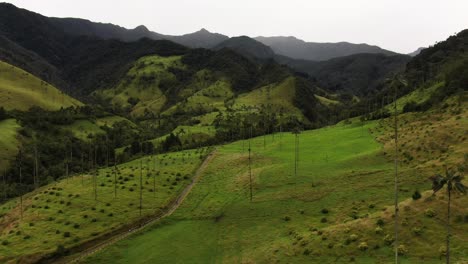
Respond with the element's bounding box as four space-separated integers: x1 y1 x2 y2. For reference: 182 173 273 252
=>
5 0 468 53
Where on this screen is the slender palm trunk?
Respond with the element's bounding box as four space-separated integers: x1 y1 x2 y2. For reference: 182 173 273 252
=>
114 160 117 198
279 125 282 151
446 189 451 264
3 167 6 201
19 150 23 220
153 157 156 198
393 83 399 264
94 146 97 201
139 160 143 217
81 152 84 186
249 127 253 202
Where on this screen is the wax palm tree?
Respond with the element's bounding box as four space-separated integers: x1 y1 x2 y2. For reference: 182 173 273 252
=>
429 168 466 264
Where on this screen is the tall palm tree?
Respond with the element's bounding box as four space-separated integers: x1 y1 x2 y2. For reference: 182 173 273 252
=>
292 128 301 178
429 168 466 264
392 78 399 264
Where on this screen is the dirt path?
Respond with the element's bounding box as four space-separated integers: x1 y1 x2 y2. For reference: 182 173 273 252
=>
57 149 217 264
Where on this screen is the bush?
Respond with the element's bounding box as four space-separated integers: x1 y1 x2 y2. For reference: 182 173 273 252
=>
384 234 394 245
358 242 368 251
320 217 328 223
1 240 9 246
321 208 329 214
412 190 422 200
412 227 422 236
63 232 71 238
349 234 358 242
439 245 447 257
375 227 383 234
376 218 385 226
283 216 291 221
397 244 408 255
425 208 436 218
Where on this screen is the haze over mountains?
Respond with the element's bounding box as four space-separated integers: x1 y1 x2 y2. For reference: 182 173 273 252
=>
0 3 405 61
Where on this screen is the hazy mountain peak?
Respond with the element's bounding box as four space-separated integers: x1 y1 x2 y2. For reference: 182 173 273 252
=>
197 28 210 33
133 25 149 32
214 36 275 60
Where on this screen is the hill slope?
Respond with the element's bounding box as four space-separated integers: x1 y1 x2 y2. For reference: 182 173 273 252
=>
0 61 82 110
84 97 468 263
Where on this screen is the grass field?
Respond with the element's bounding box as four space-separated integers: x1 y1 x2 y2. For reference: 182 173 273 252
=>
0 119 20 172
59 120 106 141
84 102 468 263
0 148 210 262
384 82 444 113
0 61 82 111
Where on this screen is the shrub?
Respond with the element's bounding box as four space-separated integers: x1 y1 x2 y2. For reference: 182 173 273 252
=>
397 244 408 255
1 240 9 246
412 190 422 200
376 218 384 226
55 230 61 234
425 209 436 218
23 235 31 239
358 242 368 251
283 216 291 221
383 234 394 245
91 218 97 222
303 249 311 255
73 224 80 229
439 245 447 257
349 234 358 242
63 232 71 238
375 227 383 234
54 245 67 256
412 227 422 236
321 208 329 214
320 217 328 223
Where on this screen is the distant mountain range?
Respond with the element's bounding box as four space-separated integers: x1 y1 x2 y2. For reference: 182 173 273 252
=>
255 36 396 61
0 3 406 61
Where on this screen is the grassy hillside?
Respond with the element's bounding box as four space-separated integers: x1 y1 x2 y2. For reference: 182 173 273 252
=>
85 97 467 263
0 61 82 111
0 148 210 262
0 119 20 171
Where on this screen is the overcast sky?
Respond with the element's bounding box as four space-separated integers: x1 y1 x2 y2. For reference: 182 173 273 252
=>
5 0 468 53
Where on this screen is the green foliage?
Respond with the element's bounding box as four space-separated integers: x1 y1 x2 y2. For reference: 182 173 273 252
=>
412 190 422 200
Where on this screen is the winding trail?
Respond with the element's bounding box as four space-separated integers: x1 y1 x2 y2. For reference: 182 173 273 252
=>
58 149 217 264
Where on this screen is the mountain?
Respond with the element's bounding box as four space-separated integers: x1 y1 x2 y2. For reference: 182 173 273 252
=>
407 47 425 56
0 2 188 96
255 36 397 61
48 17 165 42
277 53 411 95
166 28 229 48
213 36 275 60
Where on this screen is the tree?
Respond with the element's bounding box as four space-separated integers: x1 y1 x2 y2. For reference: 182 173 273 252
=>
429 168 466 264
139 160 143 217
248 126 253 202
392 78 400 264
292 128 301 178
